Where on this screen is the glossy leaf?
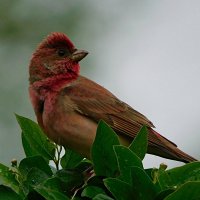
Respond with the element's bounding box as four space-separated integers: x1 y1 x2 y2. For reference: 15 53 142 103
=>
18 156 53 196
0 163 19 194
26 168 50 187
18 156 53 177
164 181 200 200
91 120 120 177
87 176 106 190
129 126 148 160
55 169 84 193
104 178 134 200
114 145 143 184
15 114 55 161
19 167 50 197
0 185 21 200
155 189 175 200
74 159 93 172
131 167 158 200
93 193 114 200
34 177 69 200
81 186 106 198
60 147 83 169
158 161 200 190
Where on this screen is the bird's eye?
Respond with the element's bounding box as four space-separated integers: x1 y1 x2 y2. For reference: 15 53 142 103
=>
57 49 67 57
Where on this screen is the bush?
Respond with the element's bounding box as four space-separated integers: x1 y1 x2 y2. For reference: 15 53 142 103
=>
0 114 200 200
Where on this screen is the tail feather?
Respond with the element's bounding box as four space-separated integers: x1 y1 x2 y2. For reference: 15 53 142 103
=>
172 147 197 163
148 129 197 163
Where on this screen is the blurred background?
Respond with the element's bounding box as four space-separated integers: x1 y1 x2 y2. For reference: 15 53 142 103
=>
0 0 200 168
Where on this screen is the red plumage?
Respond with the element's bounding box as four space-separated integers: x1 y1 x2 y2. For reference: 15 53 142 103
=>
29 32 197 163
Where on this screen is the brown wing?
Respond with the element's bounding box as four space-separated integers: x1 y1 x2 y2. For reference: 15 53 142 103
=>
61 76 197 162
61 76 155 137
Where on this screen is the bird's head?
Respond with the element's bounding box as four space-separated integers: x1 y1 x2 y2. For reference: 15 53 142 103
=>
29 32 88 84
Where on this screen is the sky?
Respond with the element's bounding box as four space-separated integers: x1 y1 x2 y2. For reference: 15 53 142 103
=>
0 0 199 168
88 1 200 167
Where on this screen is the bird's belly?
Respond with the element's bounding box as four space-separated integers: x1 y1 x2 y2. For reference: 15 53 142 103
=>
42 101 97 158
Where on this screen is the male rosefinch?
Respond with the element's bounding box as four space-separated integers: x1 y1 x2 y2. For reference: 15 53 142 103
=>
29 32 196 163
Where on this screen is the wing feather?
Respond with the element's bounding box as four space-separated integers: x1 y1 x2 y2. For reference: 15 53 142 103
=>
59 76 196 162
62 76 154 134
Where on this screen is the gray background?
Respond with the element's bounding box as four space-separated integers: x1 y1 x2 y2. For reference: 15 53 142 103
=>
0 0 199 168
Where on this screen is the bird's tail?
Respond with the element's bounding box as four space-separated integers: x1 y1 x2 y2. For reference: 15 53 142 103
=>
148 129 197 163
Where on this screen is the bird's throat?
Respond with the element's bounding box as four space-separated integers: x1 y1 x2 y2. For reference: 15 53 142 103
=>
31 73 78 97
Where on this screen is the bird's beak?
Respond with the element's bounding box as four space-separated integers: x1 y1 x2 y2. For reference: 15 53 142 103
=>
71 49 89 62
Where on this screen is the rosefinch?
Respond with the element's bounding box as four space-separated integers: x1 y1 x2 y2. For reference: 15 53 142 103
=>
29 32 196 163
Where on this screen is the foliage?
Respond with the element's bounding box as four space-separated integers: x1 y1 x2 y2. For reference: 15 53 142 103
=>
0 114 200 199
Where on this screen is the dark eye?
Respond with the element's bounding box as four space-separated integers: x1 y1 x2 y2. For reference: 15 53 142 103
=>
57 49 67 57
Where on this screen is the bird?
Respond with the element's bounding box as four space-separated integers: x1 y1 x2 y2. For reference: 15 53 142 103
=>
29 32 197 163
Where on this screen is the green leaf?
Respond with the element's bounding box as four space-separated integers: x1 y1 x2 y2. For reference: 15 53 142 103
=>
114 145 143 184
93 194 114 200
26 167 50 187
104 178 134 200
145 168 163 192
18 156 53 177
0 163 19 194
129 126 148 160
155 189 175 200
15 114 55 161
25 191 45 200
60 147 84 169
164 181 200 200
0 185 21 200
145 168 155 181
82 186 106 198
74 159 93 172
55 169 84 193
18 156 53 196
131 167 158 200
91 120 120 177
34 177 69 200
87 176 106 190
19 167 50 197
158 161 200 190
